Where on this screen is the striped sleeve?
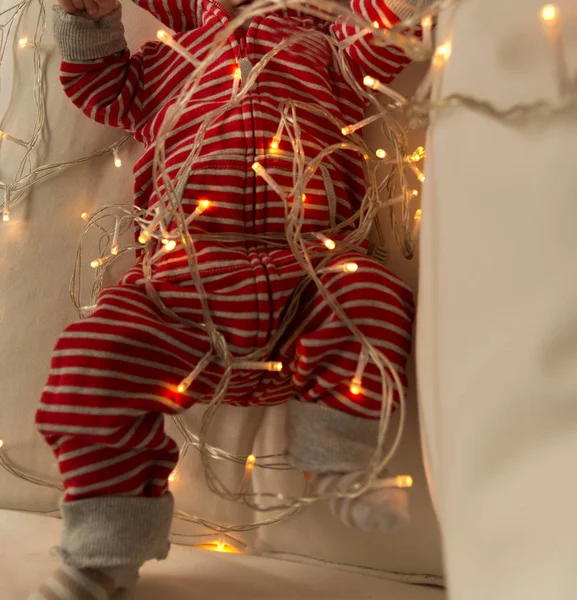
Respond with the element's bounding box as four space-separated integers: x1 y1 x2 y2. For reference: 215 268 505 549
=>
132 0 203 32
59 43 166 134
331 0 426 84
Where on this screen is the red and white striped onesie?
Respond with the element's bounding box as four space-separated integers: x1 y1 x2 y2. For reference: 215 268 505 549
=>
35 0 418 588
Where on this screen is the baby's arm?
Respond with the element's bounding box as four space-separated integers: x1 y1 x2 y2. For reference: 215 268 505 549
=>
54 1 176 134
331 0 431 84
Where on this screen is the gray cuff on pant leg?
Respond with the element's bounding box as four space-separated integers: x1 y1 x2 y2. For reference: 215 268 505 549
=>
57 493 174 569
286 399 379 473
53 6 126 62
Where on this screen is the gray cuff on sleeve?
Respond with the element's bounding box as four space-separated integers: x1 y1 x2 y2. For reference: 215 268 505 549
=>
286 399 379 473
56 493 174 569
53 6 127 62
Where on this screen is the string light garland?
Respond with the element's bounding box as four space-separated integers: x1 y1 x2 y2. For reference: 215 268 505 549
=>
3 0 573 549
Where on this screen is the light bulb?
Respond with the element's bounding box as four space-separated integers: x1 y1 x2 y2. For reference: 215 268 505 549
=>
421 15 433 29
216 541 226 552
414 208 422 221
169 470 177 483
81 212 89 220
344 262 358 273
396 475 413 488
234 67 242 80
18 37 28 49
164 240 177 251
270 138 279 150
2 212 10 222
199 199 210 210
138 231 150 245
372 20 380 28
0 439 4 449
341 126 351 135
272 362 283 372
114 157 122 168
350 382 361 395
434 42 452 65
363 75 377 90
177 380 190 393
245 454 256 477
411 189 419 197
156 29 168 41
251 161 262 173
376 149 386 159
540 3 557 21
316 233 336 250
110 244 119 256
91 258 105 269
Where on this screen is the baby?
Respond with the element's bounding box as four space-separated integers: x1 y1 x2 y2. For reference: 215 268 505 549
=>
30 0 419 597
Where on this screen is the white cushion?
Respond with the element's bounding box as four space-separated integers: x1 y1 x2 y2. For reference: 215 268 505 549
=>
0 0 442 582
0 509 445 599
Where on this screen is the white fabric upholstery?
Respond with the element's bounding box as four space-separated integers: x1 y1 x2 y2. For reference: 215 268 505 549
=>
0 0 442 583
0 510 446 599
417 1 577 598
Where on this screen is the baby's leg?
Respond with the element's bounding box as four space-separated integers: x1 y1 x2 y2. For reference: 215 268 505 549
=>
30 280 210 599
282 253 415 532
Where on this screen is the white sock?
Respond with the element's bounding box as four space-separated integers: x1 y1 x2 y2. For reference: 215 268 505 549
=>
317 471 410 533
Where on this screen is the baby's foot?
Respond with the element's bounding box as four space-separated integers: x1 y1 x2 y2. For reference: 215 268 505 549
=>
317 471 410 533
28 565 139 600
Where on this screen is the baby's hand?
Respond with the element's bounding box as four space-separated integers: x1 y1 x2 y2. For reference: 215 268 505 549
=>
58 0 118 20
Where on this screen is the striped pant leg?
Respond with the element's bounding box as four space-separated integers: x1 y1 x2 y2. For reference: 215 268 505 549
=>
35 281 211 568
283 253 415 473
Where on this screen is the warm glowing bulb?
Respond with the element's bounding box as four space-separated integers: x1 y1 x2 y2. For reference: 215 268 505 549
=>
157 29 168 40
90 258 103 269
376 149 386 159
81 212 89 220
3 212 10 222
540 4 557 21
234 67 242 80
0 440 4 449
199 200 210 210
422 15 433 28
164 240 177 251
324 238 336 250
344 262 358 273
414 208 422 221
341 126 351 135
411 189 419 197
169 470 177 483
111 245 119 256
138 230 150 245
114 157 122 168
216 541 226 552
270 139 279 150
396 475 413 488
372 20 380 28
435 42 452 63
18 37 28 48
251 161 262 173
350 383 361 395
417 173 425 183
363 75 377 90
272 362 283 372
